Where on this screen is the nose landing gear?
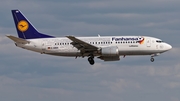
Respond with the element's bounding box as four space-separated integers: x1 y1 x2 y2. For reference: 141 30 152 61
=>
150 53 160 62
150 57 154 62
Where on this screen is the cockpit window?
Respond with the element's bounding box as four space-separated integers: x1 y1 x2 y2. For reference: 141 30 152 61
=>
156 40 164 43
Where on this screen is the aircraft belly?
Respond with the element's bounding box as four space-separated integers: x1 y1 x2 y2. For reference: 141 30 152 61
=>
119 50 163 55
47 52 80 57
17 43 42 53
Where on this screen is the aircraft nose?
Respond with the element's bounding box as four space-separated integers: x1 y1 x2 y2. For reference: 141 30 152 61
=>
166 43 172 50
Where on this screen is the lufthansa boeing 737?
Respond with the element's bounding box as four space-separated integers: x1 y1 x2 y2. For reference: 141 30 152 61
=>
7 10 172 65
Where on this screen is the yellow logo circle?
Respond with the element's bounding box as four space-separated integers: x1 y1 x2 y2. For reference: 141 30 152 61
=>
17 20 29 32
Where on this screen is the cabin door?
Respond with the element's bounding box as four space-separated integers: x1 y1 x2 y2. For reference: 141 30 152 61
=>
146 39 151 47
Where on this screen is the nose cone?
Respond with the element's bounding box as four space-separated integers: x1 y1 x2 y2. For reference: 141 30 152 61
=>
166 43 172 50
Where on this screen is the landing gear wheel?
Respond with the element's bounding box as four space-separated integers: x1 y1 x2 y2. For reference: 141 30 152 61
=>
150 58 154 62
88 57 95 65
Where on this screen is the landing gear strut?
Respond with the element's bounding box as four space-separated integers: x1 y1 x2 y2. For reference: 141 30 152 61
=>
150 53 160 62
88 55 95 65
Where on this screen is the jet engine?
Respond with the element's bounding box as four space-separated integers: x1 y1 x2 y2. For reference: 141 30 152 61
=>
98 46 120 61
101 46 119 56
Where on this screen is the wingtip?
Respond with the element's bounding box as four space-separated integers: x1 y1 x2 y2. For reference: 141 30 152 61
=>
6 35 12 38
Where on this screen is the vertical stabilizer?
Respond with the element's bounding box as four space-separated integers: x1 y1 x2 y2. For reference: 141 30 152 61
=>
11 10 54 39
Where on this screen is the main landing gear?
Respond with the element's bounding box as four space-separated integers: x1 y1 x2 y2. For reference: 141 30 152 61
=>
88 55 95 65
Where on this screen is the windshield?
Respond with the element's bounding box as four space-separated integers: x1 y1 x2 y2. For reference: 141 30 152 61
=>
156 40 164 43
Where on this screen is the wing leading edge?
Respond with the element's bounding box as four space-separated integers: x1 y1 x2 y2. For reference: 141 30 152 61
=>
66 36 99 51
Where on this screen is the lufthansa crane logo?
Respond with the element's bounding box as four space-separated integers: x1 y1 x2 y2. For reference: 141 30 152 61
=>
139 37 145 44
17 20 29 32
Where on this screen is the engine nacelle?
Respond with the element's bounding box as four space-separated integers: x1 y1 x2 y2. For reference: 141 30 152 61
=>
98 56 120 61
101 46 119 56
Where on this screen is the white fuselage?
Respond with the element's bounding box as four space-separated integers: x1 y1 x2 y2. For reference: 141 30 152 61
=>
15 36 172 57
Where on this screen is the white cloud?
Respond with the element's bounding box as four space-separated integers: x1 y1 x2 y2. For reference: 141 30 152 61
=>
171 97 180 101
43 88 73 95
108 79 141 92
0 76 21 85
165 82 180 88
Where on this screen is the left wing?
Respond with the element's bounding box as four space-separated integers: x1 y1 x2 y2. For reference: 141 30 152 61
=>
6 35 30 44
66 36 98 51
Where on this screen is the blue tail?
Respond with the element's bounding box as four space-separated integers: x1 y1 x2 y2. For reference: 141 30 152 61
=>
11 10 54 39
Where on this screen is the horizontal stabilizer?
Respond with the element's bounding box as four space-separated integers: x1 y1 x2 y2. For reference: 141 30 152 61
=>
6 35 30 44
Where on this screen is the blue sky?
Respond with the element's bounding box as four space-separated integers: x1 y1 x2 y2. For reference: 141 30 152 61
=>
0 0 180 101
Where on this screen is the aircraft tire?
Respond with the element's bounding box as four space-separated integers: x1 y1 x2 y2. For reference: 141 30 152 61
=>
88 57 95 65
150 58 154 62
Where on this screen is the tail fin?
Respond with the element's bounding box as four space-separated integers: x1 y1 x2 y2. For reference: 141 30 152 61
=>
11 10 54 39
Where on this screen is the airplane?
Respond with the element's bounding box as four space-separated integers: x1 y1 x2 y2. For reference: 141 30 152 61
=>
7 10 172 65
